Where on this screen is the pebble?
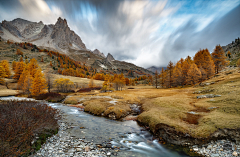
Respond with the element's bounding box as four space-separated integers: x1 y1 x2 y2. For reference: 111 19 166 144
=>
32 113 115 157
191 139 240 157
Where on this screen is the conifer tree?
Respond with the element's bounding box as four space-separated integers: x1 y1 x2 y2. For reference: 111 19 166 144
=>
212 45 228 73
0 64 6 84
194 49 215 78
154 70 158 88
199 65 207 83
173 62 183 86
182 56 193 84
12 61 17 71
186 63 201 85
17 64 29 90
30 69 47 96
167 61 174 88
1 60 11 78
28 58 39 77
159 68 165 88
13 61 26 80
23 71 33 96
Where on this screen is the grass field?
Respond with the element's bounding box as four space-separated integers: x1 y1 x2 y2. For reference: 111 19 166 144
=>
64 67 240 138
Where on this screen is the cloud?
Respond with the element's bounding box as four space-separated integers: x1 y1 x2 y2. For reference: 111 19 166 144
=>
0 0 239 68
160 4 240 66
0 0 62 24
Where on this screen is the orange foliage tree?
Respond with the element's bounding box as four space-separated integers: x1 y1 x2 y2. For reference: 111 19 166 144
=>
13 61 26 80
211 45 228 73
173 62 183 87
186 63 201 85
30 69 47 96
167 61 174 88
1 60 11 78
194 49 215 78
0 64 6 84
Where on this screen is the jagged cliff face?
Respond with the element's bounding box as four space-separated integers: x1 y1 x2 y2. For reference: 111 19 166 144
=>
0 17 154 76
0 17 86 52
93 49 105 58
222 38 240 60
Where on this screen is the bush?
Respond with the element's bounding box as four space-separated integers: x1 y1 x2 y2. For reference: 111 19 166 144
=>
0 100 59 156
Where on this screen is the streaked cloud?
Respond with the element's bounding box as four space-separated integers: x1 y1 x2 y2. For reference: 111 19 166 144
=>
0 0 239 68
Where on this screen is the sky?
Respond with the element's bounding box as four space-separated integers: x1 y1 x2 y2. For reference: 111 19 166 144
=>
0 0 240 68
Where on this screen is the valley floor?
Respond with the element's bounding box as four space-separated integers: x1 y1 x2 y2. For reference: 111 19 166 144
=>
63 67 240 146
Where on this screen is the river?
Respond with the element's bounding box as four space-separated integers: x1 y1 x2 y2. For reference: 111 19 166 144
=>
1 97 189 157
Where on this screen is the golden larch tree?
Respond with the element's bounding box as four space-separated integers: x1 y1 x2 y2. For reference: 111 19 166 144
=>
12 61 17 70
199 65 207 83
30 69 47 96
211 45 228 73
13 61 26 80
159 68 165 88
28 58 39 77
194 49 215 78
167 61 174 88
154 70 158 88
186 63 201 85
182 56 193 84
173 62 183 87
1 60 11 78
0 64 6 84
17 64 29 90
23 71 33 96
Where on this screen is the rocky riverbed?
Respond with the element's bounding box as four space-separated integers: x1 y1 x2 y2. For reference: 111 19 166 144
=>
190 140 240 157
33 116 114 157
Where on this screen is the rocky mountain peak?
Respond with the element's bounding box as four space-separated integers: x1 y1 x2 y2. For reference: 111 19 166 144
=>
93 49 105 58
56 17 68 27
106 53 115 62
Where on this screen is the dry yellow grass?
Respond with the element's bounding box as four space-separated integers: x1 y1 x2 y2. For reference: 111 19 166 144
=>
65 68 240 138
0 88 19 97
52 74 104 87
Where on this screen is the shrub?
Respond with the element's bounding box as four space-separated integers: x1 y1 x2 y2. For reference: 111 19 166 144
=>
0 100 59 156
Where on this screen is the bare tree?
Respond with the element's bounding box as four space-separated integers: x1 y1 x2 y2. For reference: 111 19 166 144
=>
45 71 53 93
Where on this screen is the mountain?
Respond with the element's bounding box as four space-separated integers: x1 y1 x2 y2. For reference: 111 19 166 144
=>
222 37 240 65
92 49 105 58
147 66 167 73
0 17 154 77
0 17 86 53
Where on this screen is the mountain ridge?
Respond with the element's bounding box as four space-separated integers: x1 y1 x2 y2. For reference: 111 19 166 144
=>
0 17 154 76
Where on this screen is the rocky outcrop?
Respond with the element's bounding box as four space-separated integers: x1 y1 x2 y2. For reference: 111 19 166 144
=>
50 17 86 50
106 53 115 62
93 49 105 58
222 38 240 62
0 17 87 52
1 20 23 38
22 21 44 38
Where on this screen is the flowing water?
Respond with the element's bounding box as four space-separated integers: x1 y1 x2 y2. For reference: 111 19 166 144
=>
1 97 189 157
